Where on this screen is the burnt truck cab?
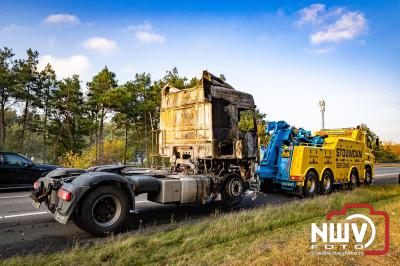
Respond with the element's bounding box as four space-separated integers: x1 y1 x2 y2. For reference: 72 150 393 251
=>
31 71 259 236
159 71 258 177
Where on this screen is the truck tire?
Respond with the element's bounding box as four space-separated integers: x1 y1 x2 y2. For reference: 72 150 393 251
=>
72 207 86 231
221 173 244 207
320 170 334 195
303 171 318 197
77 185 129 236
349 168 359 189
364 168 372 185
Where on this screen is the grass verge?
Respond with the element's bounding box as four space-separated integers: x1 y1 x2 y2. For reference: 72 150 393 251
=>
2 185 400 266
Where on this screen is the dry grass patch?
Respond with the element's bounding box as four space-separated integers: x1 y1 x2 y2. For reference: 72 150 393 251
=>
2 185 400 266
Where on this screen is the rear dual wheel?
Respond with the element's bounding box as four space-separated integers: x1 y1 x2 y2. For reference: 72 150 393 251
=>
320 171 334 195
303 171 318 197
364 168 372 185
75 185 129 236
349 168 359 189
221 173 244 207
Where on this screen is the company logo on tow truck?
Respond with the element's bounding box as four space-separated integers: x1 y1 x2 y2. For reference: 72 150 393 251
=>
336 148 362 158
310 204 389 256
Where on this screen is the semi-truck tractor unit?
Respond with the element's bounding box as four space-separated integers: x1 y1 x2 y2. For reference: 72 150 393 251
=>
31 71 259 236
257 121 375 196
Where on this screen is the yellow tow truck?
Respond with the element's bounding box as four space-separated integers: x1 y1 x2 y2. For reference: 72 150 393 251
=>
257 121 376 196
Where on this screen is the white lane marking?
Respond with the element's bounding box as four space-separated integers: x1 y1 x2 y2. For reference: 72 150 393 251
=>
375 173 400 177
0 211 50 219
0 195 29 200
0 202 151 220
0 186 32 190
376 170 400 173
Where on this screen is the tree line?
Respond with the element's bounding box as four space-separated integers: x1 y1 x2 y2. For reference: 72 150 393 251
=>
1 47 397 165
359 124 399 163
0 47 201 165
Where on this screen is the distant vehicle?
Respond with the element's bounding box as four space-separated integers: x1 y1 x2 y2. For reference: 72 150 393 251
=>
0 152 59 189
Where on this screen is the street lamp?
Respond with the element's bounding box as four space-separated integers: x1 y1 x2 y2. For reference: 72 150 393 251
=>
319 100 325 130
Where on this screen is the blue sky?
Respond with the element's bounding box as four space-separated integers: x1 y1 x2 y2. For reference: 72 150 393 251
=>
1 0 399 141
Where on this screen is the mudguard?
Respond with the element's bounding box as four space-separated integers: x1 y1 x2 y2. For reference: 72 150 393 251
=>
54 172 162 224
55 172 136 221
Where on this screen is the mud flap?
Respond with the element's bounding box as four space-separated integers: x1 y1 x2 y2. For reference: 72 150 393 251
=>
54 211 69 225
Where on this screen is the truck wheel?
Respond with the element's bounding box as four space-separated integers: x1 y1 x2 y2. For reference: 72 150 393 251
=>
77 185 129 236
320 171 334 195
221 174 244 207
303 171 318 197
349 169 359 189
72 207 85 231
364 168 372 185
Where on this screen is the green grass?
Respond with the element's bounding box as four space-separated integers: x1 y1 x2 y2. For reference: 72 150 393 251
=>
2 185 400 266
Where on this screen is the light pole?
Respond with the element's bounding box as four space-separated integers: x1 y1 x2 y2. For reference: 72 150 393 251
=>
319 100 325 130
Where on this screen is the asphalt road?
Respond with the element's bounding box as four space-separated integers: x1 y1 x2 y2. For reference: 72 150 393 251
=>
0 166 399 259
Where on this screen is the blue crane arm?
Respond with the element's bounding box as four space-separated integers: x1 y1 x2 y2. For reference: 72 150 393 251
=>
260 121 292 176
258 121 326 179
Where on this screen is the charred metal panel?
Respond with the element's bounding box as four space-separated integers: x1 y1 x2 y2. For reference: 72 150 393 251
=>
244 131 258 158
159 82 214 165
159 71 257 165
212 99 235 145
209 86 255 109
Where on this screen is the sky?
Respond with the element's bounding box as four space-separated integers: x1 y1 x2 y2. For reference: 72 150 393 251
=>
1 0 399 141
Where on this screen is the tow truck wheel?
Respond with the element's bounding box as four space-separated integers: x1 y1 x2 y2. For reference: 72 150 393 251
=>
303 171 318 197
77 185 129 236
349 169 359 189
364 168 372 185
320 171 334 195
221 173 244 207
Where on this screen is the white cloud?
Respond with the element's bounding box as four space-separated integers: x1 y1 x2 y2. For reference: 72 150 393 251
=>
38 55 90 79
122 21 152 32
135 31 165 43
83 37 118 54
43 13 80 25
123 21 165 44
296 4 367 46
1 24 27 32
310 12 366 44
297 4 326 26
306 47 336 55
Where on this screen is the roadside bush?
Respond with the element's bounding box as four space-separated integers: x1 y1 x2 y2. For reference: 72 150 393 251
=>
377 141 400 163
60 139 132 169
60 151 93 169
